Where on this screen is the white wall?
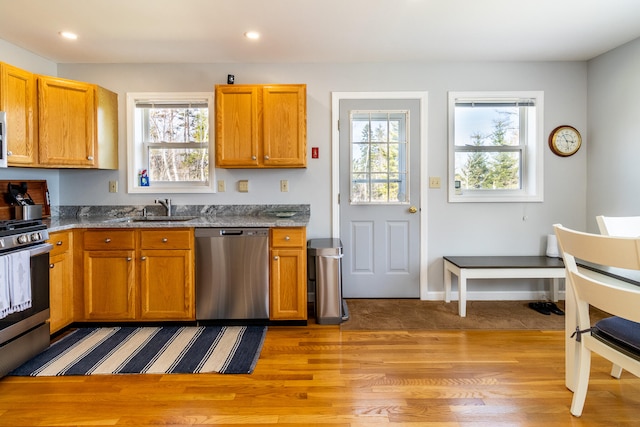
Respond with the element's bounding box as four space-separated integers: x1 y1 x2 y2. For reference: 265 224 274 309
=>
1 41 591 297
55 61 588 296
587 37 640 231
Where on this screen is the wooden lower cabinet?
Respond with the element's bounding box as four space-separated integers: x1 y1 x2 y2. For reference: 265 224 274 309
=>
269 227 307 320
48 230 74 333
139 230 194 320
81 229 194 321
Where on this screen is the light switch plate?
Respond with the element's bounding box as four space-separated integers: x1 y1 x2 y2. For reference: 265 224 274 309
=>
238 180 249 192
429 176 441 188
108 180 118 193
280 180 289 192
217 180 226 192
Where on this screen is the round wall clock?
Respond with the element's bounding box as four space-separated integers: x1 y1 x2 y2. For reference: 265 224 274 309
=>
549 125 582 157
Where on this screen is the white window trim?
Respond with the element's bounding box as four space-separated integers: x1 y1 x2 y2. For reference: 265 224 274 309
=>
126 92 215 194
447 90 544 203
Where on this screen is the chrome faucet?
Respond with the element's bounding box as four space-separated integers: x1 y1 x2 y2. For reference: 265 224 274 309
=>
155 198 171 217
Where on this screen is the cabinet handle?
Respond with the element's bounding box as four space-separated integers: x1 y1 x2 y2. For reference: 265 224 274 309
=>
141 256 146 261
87 156 94 160
127 257 132 261
251 155 257 160
284 236 290 241
49 263 54 269
56 241 63 246
273 256 279 260
264 155 270 160
162 238 168 243
104 238 111 243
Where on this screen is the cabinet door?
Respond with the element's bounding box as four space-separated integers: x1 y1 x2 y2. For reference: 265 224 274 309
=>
49 251 74 333
84 250 136 320
48 231 74 333
262 85 307 167
37 76 96 167
139 249 194 320
0 63 37 165
270 248 307 320
215 85 260 167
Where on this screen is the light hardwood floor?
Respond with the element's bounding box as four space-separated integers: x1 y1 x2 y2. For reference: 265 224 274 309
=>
1 324 640 426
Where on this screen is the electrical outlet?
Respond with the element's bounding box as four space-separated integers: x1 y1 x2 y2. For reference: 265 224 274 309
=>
217 180 226 192
108 180 118 193
280 180 289 192
429 176 441 188
238 180 249 192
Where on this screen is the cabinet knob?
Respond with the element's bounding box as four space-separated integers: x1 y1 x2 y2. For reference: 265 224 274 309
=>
251 155 257 160
127 257 132 261
7 151 12 156
284 236 290 241
105 238 111 243
162 238 168 243
49 263 54 269
56 241 63 246
87 156 94 160
273 255 279 260
264 155 270 160
141 256 147 261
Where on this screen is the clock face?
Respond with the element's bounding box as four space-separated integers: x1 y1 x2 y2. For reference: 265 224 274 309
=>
549 125 581 157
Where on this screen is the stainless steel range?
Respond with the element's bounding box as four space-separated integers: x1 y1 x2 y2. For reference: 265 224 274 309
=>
0 218 52 377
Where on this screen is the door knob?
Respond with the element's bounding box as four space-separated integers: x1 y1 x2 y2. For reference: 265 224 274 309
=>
409 206 418 214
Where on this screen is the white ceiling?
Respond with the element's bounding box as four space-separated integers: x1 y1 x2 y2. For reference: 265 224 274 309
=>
1 0 640 64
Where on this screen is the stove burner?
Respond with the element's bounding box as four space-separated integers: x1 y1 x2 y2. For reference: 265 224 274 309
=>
0 219 45 232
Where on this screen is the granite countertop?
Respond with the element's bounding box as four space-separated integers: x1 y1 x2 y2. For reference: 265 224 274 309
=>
45 204 310 233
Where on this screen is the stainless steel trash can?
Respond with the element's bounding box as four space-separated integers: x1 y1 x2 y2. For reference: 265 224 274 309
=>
307 238 349 324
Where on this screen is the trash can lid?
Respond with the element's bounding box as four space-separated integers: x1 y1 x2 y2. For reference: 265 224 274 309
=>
307 238 342 249
307 238 343 255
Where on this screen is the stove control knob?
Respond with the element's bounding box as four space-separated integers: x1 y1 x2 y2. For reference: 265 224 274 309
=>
31 232 41 241
17 234 29 244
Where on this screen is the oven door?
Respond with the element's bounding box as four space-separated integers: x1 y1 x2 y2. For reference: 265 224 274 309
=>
0 243 53 344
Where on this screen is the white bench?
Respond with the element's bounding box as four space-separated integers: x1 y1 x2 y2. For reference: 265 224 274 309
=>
443 256 565 317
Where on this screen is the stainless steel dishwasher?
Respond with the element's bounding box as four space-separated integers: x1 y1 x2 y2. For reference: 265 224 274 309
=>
195 228 269 320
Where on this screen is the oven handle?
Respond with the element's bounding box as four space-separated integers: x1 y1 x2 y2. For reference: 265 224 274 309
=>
28 243 54 257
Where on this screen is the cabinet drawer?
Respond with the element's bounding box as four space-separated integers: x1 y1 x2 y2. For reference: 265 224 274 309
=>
271 227 305 248
140 229 193 250
84 230 135 250
48 231 70 256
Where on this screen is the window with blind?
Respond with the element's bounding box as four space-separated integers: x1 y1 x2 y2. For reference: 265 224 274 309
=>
126 92 214 193
448 91 544 202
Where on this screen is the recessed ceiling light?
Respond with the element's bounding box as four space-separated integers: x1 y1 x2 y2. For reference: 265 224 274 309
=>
59 31 78 40
244 31 260 40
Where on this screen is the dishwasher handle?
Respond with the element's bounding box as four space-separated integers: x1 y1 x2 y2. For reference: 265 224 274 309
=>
220 229 244 236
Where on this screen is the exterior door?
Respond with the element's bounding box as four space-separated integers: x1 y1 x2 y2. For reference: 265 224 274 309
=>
339 98 421 298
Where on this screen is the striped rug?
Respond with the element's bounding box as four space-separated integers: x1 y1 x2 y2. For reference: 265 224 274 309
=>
9 325 267 376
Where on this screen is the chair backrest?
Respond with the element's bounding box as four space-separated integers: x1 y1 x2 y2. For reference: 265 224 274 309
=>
553 224 640 326
596 215 640 237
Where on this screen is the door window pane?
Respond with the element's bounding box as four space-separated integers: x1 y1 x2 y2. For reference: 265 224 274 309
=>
349 110 409 204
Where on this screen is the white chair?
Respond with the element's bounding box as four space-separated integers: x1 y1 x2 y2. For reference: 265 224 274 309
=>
596 215 640 237
554 224 640 417
596 214 640 378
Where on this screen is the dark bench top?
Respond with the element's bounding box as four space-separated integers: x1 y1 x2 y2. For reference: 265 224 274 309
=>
444 255 564 269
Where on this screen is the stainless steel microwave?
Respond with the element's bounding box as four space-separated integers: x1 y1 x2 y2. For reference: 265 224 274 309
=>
0 112 7 168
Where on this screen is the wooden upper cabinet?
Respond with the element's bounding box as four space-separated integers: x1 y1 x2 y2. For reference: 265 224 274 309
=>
37 75 96 167
215 85 260 167
262 85 307 167
0 63 37 165
215 84 306 168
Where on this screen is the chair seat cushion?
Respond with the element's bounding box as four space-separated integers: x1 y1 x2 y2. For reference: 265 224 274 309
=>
592 316 640 360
